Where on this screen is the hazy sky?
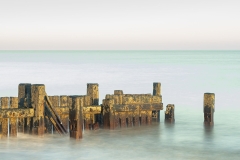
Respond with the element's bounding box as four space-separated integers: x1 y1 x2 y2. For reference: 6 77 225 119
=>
0 0 239 50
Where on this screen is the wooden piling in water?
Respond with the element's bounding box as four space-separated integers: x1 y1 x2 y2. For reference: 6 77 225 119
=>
204 93 215 125
31 84 45 136
87 83 99 105
108 99 115 130
153 82 161 122
10 97 18 137
165 104 175 123
69 96 83 139
114 90 123 95
1 97 9 137
18 83 32 133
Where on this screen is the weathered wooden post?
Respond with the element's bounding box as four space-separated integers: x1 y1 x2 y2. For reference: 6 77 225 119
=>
46 96 59 133
18 83 31 133
1 97 9 137
60 95 69 132
153 82 161 122
10 97 18 137
60 96 68 109
31 84 45 136
165 104 175 123
83 95 92 130
108 98 115 130
114 90 123 95
69 96 83 139
87 83 99 105
204 93 215 125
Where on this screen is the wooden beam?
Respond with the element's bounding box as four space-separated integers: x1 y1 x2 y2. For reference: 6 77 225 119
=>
0 108 34 119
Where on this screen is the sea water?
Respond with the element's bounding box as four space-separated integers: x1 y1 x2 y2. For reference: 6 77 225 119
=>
0 51 240 159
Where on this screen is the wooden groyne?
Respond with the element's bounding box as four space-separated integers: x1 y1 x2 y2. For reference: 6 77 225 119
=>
0 82 215 139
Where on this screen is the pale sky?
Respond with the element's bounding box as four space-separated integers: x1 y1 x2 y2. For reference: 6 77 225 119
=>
0 0 239 50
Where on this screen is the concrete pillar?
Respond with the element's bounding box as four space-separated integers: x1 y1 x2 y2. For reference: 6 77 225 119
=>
31 84 45 136
10 97 18 137
1 97 9 137
69 96 83 139
204 93 215 125
114 90 123 95
165 104 175 123
18 83 31 133
87 83 99 105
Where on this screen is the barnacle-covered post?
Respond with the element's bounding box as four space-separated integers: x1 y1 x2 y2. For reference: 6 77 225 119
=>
204 93 215 125
0 97 9 137
69 96 83 139
165 104 175 123
18 83 31 133
87 83 99 105
10 97 18 136
153 82 161 122
31 84 45 136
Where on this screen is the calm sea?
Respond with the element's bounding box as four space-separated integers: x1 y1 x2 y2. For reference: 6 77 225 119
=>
0 51 240 159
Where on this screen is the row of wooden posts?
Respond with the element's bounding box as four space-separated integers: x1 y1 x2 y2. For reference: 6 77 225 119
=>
0 82 215 139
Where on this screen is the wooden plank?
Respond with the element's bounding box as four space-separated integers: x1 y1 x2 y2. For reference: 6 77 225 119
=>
69 96 83 139
1 97 9 137
0 108 34 118
9 97 18 137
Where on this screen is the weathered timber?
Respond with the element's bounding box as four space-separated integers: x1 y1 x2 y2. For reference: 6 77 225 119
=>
114 90 123 95
46 96 57 133
18 83 32 133
133 105 140 126
83 95 91 106
0 108 34 118
112 103 162 112
114 112 120 129
146 110 152 124
108 99 115 130
126 112 133 127
18 83 31 108
165 104 175 123
153 83 161 122
102 83 164 129
67 96 73 109
45 95 67 134
204 93 215 125
83 105 101 130
60 96 68 107
1 97 9 137
140 111 146 125
153 82 161 96
120 112 126 128
69 96 83 139
87 83 99 105
9 97 18 136
31 84 45 135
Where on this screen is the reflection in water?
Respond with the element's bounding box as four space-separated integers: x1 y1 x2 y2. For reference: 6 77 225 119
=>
1 51 240 159
203 124 214 141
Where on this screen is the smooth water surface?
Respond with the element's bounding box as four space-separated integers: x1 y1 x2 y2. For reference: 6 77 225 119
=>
0 51 240 159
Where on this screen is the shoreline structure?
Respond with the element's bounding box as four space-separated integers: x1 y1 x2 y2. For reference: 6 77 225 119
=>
0 82 214 139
